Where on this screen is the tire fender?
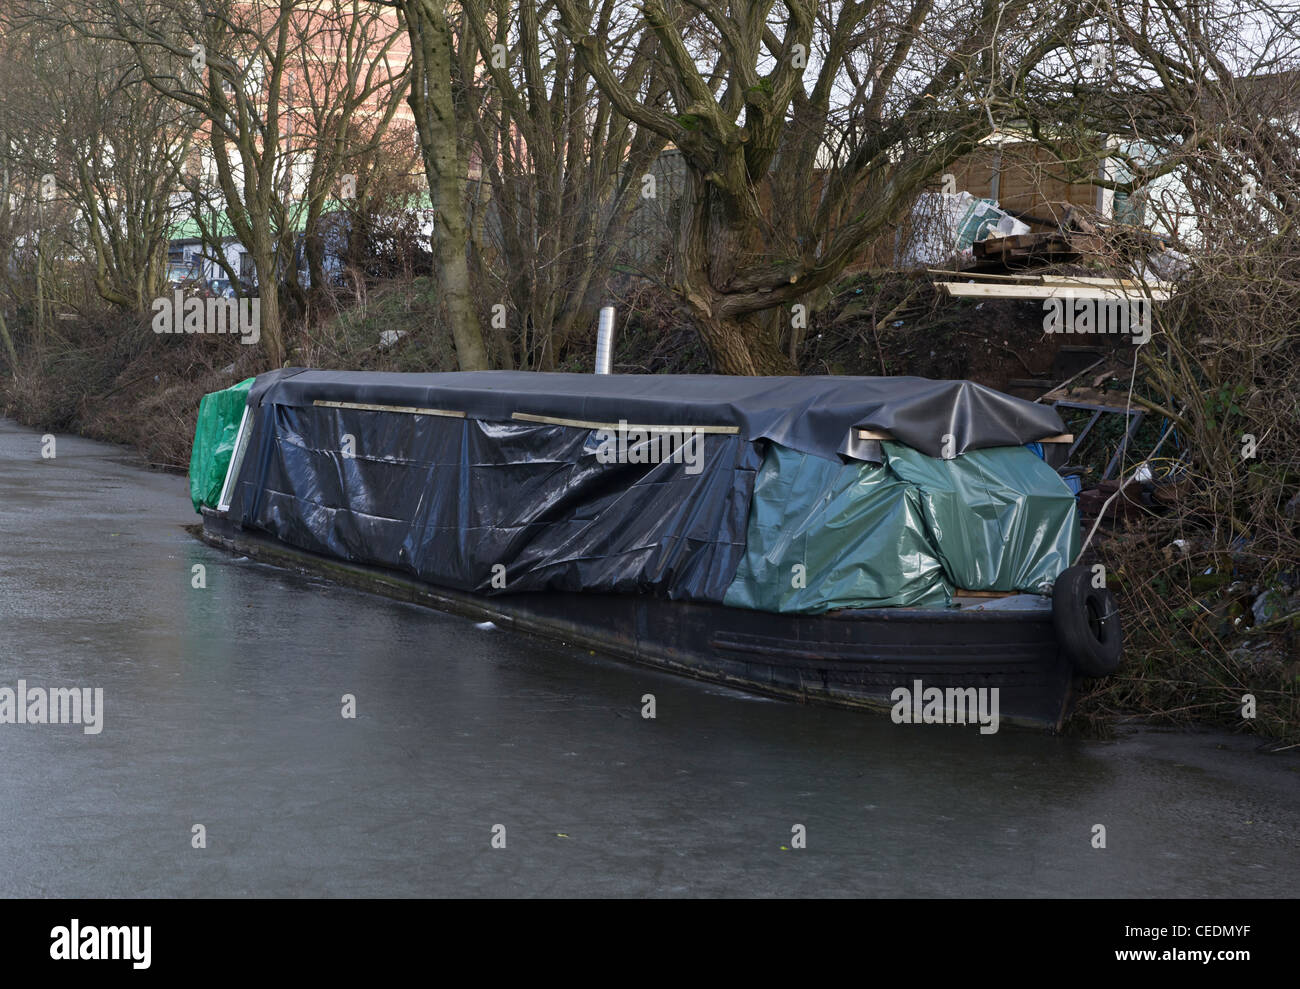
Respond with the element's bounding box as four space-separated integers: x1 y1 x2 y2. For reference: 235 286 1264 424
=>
1052 565 1123 677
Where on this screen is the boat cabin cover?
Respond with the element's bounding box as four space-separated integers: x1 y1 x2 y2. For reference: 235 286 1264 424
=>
192 370 1080 613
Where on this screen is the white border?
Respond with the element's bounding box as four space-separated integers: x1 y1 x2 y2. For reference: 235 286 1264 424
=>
216 405 252 513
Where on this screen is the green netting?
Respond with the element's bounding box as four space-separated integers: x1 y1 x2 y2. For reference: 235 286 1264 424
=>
188 378 254 513
723 442 1079 614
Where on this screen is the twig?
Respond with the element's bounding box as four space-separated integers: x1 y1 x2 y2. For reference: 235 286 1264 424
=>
868 284 919 374
1037 355 1107 401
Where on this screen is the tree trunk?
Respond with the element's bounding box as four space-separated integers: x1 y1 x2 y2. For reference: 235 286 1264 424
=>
405 0 489 371
675 175 798 375
690 308 796 375
467 174 511 367
430 169 487 369
305 227 326 310
252 237 285 367
0 304 18 374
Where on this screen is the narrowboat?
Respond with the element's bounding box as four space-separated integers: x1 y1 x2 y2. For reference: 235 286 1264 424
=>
189 369 1122 731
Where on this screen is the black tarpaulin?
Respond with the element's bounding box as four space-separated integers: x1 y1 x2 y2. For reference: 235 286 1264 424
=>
245 368 1067 461
228 400 762 601
227 369 1068 604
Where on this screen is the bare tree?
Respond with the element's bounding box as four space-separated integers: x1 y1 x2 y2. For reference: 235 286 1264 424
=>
4 2 191 312
458 0 670 369
385 0 490 370
81 0 409 366
550 0 1112 373
281 2 411 313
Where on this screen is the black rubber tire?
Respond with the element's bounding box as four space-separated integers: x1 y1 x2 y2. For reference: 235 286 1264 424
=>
1052 565 1123 677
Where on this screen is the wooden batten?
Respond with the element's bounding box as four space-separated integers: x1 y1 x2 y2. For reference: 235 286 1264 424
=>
314 400 465 417
512 412 739 434
935 281 1172 301
856 429 1073 444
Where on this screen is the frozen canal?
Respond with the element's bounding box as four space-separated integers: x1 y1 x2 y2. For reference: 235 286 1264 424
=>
1 418 1296 897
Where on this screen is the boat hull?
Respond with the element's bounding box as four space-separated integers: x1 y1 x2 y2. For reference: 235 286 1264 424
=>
197 509 1081 731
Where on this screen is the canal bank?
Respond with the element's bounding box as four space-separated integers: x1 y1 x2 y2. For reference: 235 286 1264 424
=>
1 418 1297 897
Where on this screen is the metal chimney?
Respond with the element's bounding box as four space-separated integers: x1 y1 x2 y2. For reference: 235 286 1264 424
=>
594 306 616 374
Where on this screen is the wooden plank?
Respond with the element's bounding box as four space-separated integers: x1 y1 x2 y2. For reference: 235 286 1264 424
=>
926 268 1037 281
1064 233 1106 251
1007 378 1060 390
935 281 1171 301
512 412 739 434
974 232 1104 256
927 269 1176 293
1038 275 1175 292
859 427 1071 443
314 400 465 418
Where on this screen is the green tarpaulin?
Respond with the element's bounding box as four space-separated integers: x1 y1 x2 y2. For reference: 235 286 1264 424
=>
724 442 1079 614
724 444 952 611
188 378 254 513
883 442 1080 593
